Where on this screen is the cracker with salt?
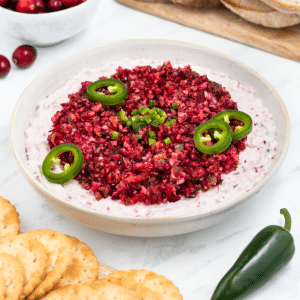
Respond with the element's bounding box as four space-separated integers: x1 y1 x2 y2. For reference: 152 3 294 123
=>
0 235 47 298
65 284 105 300
121 269 149 283
56 236 99 288
0 253 25 300
103 270 157 300
142 271 183 300
23 229 73 300
0 196 20 238
89 280 138 300
109 270 183 300
38 285 80 300
41 284 106 300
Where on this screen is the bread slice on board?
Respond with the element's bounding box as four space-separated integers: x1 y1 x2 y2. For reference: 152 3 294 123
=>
221 0 300 27
135 0 222 8
224 0 274 9
168 0 221 8
259 0 300 15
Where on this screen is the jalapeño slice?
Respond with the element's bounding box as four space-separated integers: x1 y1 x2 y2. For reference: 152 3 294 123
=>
87 78 128 105
42 144 84 184
211 110 252 141
194 119 233 154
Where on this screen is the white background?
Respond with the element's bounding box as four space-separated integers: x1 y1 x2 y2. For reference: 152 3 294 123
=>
0 0 299 299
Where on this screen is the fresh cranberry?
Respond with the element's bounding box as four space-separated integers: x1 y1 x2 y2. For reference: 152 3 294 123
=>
12 45 37 69
16 0 36 13
61 0 80 8
0 0 7 7
34 0 45 12
3 0 18 10
47 0 62 11
0 55 11 78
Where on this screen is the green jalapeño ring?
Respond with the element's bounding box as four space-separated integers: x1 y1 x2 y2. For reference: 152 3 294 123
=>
194 119 233 154
42 144 84 184
87 78 128 105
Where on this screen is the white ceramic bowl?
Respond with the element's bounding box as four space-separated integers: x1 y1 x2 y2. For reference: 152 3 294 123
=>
10 39 290 237
0 0 100 46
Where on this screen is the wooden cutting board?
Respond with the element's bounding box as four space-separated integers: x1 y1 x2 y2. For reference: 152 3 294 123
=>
115 0 300 62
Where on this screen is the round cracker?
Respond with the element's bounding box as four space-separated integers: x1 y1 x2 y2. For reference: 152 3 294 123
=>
0 196 20 238
56 236 99 288
142 271 182 300
0 235 47 298
106 269 183 300
221 0 300 27
23 229 73 300
65 284 104 300
39 285 80 300
89 280 138 300
43 284 106 300
104 270 157 300
0 253 25 300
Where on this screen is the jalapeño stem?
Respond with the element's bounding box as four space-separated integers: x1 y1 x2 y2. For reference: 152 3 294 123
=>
280 208 292 231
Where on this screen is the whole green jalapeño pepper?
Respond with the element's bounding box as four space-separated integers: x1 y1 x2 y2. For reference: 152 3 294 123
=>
42 144 84 184
211 208 295 300
87 78 128 105
193 119 233 154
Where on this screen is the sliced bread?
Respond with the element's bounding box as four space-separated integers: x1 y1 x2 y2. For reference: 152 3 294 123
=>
259 0 300 15
221 0 300 27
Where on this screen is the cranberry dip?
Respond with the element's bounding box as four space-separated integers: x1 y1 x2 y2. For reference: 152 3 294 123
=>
25 59 277 218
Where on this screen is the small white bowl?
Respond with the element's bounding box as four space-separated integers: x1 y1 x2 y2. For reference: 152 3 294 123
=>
10 39 290 237
0 0 100 46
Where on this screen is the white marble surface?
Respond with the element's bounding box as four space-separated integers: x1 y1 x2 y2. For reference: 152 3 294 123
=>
1 0 300 299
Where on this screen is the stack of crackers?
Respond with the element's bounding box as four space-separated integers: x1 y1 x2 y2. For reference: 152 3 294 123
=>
0 196 183 300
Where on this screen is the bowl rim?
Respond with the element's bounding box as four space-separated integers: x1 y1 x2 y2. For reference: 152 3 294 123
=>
0 0 96 18
10 38 291 223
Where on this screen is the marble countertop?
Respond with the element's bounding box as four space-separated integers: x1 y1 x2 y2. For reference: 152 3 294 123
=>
1 0 299 299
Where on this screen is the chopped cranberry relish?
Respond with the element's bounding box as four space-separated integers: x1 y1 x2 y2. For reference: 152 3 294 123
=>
48 62 247 205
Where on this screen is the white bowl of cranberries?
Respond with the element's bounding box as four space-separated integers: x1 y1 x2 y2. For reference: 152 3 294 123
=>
0 0 100 45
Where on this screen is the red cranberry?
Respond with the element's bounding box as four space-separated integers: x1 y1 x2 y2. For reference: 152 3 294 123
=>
47 0 62 11
34 0 45 12
0 0 8 7
61 0 80 8
16 0 37 13
12 45 37 69
0 55 11 78
3 0 18 10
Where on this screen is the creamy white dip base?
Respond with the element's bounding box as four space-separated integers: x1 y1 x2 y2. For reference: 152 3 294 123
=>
25 59 278 218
